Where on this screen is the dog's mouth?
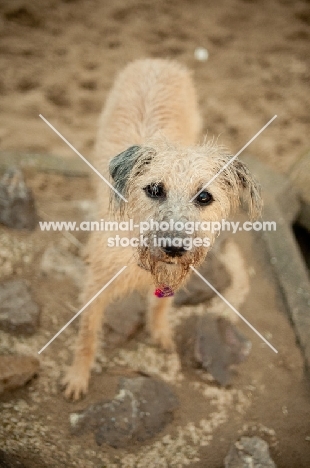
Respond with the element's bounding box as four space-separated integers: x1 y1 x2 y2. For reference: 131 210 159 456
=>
136 242 208 290
139 259 178 268
161 257 180 264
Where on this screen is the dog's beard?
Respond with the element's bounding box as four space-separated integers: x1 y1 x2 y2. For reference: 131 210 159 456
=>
136 245 206 290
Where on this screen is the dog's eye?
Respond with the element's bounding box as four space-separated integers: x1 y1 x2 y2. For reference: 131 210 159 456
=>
195 190 213 206
143 183 166 199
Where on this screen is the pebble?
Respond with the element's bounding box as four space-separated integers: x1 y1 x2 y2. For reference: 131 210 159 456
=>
0 354 40 394
224 436 276 468
194 47 209 61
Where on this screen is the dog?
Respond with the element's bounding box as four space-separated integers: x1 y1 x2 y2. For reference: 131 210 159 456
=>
62 58 262 400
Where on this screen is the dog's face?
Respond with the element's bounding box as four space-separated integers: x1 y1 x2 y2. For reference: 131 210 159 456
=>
109 140 262 290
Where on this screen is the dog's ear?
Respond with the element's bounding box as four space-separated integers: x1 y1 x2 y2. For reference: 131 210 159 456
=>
109 145 142 197
232 159 263 219
109 145 155 212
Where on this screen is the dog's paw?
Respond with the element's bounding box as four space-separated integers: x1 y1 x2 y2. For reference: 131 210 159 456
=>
61 367 89 401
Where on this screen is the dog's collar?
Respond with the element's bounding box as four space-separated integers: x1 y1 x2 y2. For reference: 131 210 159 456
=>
154 286 174 298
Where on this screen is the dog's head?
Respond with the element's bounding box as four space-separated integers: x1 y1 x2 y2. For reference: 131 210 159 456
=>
109 140 262 290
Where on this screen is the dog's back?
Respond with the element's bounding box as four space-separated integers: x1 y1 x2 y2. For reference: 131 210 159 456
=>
95 59 202 178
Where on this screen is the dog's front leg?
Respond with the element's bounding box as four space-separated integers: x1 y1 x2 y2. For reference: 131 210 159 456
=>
147 293 175 352
62 275 111 401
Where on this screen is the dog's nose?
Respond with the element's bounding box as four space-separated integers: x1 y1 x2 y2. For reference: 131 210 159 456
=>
162 245 186 257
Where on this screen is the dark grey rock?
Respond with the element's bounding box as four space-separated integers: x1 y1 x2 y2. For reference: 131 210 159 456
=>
105 291 145 344
70 376 179 447
195 316 251 386
0 167 37 230
0 280 40 334
0 450 26 468
224 436 276 468
174 251 231 306
0 355 40 394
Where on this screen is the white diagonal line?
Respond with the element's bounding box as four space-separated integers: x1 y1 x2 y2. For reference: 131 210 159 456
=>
38 208 83 249
38 266 127 354
39 114 128 203
190 266 278 353
190 115 277 202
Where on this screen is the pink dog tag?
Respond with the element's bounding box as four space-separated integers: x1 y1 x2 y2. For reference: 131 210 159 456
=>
154 286 174 298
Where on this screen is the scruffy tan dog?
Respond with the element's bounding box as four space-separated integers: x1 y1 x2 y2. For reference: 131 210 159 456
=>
62 59 262 400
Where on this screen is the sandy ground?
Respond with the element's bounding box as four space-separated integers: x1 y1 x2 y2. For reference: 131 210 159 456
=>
0 0 309 173
0 172 309 468
0 0 310 467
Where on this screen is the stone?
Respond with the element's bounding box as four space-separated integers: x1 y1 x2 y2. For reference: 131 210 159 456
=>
105 291 145 344
0 355 40 394
70 376 179 447
0 280 40 335
0 449 26 468
174 251 231 306
0 167 37 230
224 436 276 468
40 244 85 286
195 316 251 386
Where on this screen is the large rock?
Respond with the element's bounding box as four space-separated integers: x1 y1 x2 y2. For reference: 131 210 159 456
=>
0 355 40 394
0 167 37 230
0 280 40 334
70 376 179 447
224 436 276 468
105 291 146 345
0 449 26 468
195 316 251 386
